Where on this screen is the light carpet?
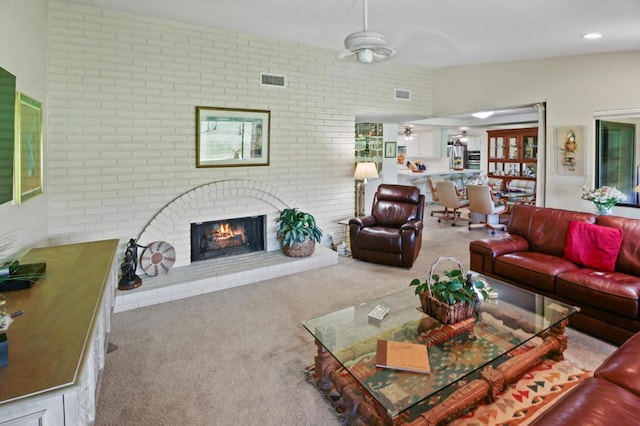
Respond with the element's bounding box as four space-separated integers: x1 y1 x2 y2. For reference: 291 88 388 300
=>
95 208 616 426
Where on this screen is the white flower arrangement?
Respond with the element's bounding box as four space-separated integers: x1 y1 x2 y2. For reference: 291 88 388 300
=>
581 186 627 208
0 313 12 332
0 295 11 332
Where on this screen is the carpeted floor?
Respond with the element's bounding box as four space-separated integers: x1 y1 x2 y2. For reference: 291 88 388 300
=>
95 208 616 426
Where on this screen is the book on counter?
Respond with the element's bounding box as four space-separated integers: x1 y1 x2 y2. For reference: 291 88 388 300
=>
376 339 430 374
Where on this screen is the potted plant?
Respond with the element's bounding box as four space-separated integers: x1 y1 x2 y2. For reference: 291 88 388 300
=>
410 257 488 324
275 208 323 257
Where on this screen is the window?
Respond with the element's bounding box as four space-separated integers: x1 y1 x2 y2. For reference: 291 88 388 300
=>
595 109 640 208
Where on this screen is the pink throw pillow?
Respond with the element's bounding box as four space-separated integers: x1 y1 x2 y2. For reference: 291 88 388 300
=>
563 221 623 272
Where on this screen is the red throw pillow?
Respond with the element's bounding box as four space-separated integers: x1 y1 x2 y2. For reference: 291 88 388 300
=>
563 221 623 272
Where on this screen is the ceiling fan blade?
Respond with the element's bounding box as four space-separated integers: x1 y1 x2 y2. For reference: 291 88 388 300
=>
337 49 356 59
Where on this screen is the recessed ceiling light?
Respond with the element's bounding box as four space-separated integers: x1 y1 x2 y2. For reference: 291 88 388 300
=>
471 111 494 119
582 33 602 40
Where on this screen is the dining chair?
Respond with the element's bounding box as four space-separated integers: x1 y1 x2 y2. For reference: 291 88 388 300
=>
466 184 509 234
435 181 469 226
428 177 448 217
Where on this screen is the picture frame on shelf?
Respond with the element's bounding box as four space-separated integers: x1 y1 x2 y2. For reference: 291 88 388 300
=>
14 93 43 203
196 106 270 168
556 126 584 176
385 141 397 158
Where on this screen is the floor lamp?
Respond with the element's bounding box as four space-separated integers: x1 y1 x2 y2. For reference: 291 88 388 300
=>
354 162 379 216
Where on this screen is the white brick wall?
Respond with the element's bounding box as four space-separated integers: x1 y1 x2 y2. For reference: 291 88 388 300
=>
45 2 433 255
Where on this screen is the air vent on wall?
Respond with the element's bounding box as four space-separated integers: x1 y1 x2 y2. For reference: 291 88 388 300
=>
394 89 411 101
260 73 286 88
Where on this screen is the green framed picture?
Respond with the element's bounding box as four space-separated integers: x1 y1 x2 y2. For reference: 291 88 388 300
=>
385 141 397 158
196 106 270 167
14 93 43 203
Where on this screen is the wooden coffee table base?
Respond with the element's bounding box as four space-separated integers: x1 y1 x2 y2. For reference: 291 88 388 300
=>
312 320 569 426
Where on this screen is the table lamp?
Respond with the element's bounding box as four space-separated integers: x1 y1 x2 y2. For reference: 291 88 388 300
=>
354 162 379 216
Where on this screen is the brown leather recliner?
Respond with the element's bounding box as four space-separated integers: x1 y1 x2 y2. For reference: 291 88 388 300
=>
349 184 425 268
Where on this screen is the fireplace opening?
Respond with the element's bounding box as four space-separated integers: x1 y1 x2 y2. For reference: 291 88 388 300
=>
191 215 265 262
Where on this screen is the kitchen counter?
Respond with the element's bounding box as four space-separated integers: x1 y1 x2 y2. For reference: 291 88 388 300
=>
397 169 481 176
397 169 481 203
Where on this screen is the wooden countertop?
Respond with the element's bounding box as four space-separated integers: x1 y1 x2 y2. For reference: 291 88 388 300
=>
0 239 118 404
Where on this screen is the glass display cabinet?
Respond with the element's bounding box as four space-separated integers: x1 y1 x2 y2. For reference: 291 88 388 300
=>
355 123 383 170
487 127 538 189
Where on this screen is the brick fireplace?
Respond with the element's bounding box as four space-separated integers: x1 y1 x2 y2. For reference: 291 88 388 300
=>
115 179 338 312
136 179 293 268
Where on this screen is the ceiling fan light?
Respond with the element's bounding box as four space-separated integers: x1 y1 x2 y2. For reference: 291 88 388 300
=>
404 126 413 141
357 49 374 63
471 111 494 119
343 0 396 64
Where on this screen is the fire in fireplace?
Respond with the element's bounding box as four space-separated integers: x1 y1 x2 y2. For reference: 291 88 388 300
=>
191 215 265 261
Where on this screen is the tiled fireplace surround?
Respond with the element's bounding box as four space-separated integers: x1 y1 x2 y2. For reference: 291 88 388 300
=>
114 179 338 312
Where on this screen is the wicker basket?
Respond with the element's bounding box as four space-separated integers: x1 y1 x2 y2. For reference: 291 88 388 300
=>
282 238 315 257
419 256 476 325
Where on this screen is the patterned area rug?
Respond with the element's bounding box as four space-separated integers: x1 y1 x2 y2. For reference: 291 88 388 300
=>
307 330 592 426
449 358 590 425
307 351 591 425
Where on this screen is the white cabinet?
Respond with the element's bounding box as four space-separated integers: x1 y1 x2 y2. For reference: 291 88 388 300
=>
404 131 444 158
0 240 118 426
466 136 482 151
0 394 64 425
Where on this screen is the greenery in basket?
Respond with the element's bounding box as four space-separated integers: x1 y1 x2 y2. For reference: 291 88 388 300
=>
275 208 323 247
410 269 489 305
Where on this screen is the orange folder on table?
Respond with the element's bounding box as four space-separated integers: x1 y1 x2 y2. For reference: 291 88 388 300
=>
376 340 430 374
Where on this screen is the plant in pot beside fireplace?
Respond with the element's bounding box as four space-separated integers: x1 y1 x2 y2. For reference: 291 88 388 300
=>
275 208 323 257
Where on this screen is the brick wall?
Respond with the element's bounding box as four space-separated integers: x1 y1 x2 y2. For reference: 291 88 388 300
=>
45 2 433 253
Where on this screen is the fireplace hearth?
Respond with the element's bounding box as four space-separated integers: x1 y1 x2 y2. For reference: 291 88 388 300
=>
191 215 265 262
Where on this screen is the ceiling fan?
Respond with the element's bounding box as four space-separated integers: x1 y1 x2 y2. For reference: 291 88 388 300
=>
339 0 396 64
454 130 469 143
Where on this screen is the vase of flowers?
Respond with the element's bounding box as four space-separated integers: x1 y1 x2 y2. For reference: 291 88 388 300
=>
581 186 627 215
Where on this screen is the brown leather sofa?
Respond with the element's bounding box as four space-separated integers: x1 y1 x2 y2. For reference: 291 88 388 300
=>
350 184 424 268
530 331 640 425
470 204 640 345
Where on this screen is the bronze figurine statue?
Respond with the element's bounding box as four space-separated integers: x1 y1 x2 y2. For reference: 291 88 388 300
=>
118 238 142 290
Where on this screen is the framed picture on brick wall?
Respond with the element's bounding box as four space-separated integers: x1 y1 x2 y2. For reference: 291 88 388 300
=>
196 106 270 167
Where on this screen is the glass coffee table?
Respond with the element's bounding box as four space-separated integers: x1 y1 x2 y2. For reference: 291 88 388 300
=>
302 274 579 425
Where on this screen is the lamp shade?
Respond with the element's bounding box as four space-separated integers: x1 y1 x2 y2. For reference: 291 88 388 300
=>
354 162 379 180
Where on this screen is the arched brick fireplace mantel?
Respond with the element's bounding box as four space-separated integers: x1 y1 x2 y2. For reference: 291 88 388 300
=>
136 179 296 268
